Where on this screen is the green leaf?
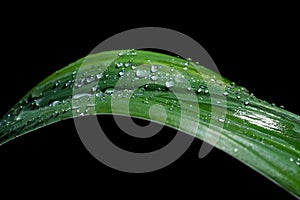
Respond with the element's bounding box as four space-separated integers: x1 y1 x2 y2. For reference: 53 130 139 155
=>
0 50 299 198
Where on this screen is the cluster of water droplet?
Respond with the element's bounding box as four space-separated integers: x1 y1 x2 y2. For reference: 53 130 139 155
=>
289 157 300 166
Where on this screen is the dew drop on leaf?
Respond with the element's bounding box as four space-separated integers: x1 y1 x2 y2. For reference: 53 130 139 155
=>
118 71 125 77
218 118 225 123
165 81 174 88
151 65 158 73
104 88 115 95
96 73 102 79
136 69 150 78
86 76 95 83
91 86 98 92
150 75 159 81
116 62 123 68
49 101 61 107
55 80 61 87
15 116 22 121
65 80 72 87
131 65 136 70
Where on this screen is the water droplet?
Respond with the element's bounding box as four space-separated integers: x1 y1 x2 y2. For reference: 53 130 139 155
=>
118 71 125 77
143 100 149 104
136 69 150 78
244 101 250 106
96 73 103 79
204 89 209 94
116 62 123 68
92 85 98 92
131 65 137 70
65 80 72 87
223 92 229 96
187 58 192 61
189 104 193 108
184 62 189 66
290 158 294 162
237 95 241 99
125 63 131 68
15 116 22 121
86 76 95 83
183 67 188 71
118 52 124 56
104 88 115 95
197 88 202 93
55 80 61 87
218 118 225 123
165 81 174 88
280 105 285 109
151 65 158 73
234 148 238 152
74 82 82 88
49 100 61 107
73 93 93 99
34 98 43 107
150 75 159 81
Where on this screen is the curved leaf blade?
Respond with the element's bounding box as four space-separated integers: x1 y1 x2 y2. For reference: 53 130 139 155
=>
0 50 299 198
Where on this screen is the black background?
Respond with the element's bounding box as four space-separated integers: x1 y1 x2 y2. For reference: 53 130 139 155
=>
0 4 299 199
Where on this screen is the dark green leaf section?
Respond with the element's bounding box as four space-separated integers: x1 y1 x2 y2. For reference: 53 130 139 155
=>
0 50 299 198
